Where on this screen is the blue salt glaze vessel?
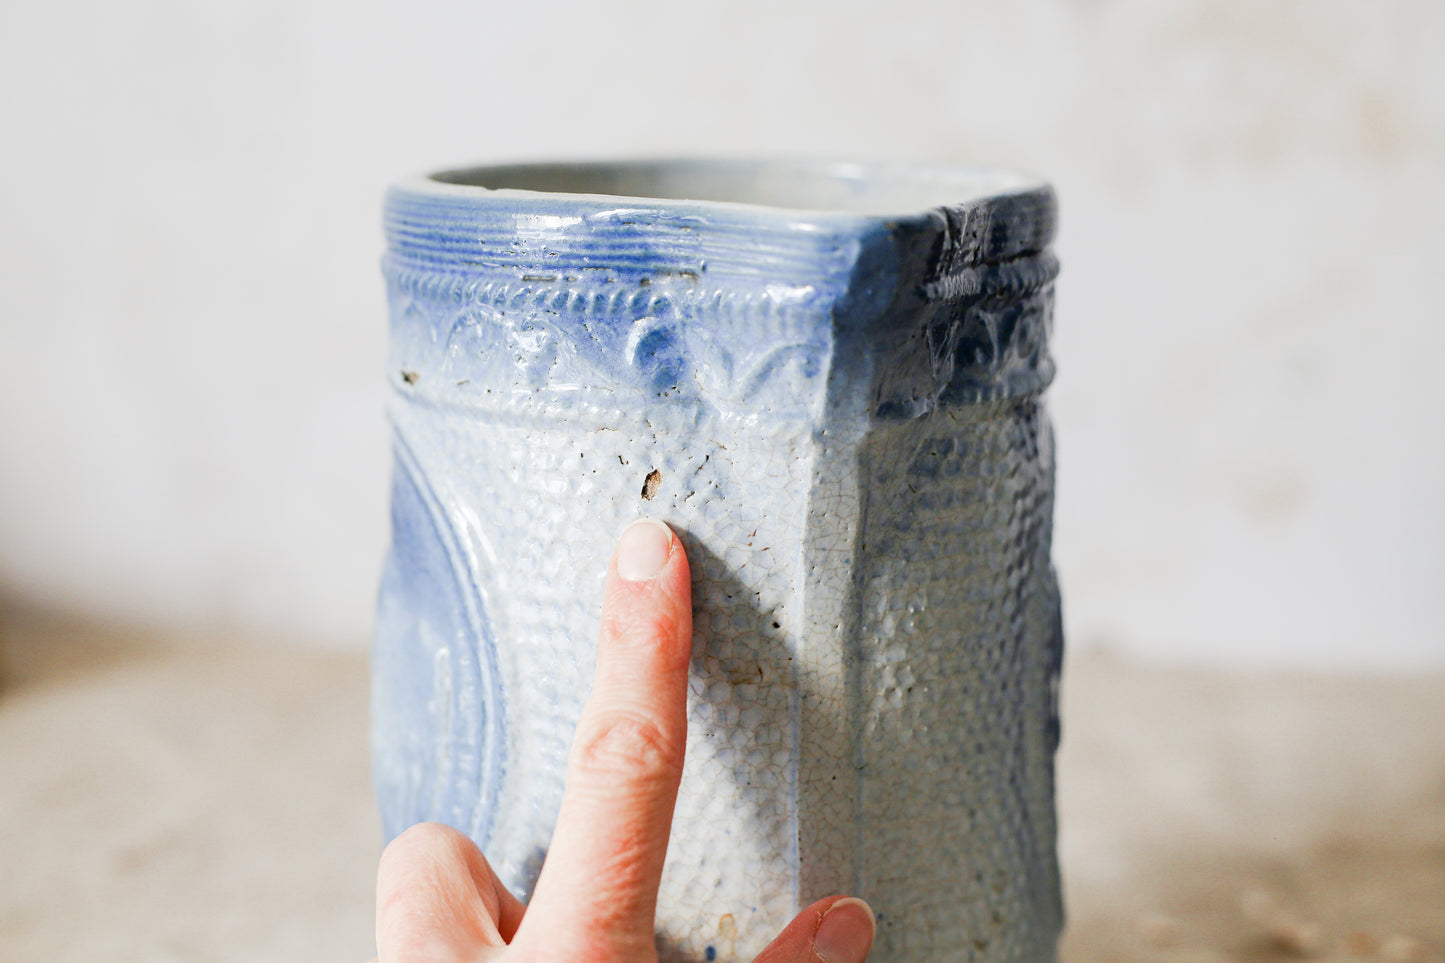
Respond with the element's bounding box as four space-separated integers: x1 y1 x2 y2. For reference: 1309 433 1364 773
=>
374 159 1064 963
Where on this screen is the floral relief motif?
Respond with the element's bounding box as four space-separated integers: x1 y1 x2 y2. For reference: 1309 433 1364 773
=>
442 307 510 385
508 316 567 389
623 315 691 394
394 278 836 423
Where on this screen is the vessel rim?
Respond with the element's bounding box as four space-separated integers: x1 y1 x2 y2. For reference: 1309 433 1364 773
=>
391 156 1054 224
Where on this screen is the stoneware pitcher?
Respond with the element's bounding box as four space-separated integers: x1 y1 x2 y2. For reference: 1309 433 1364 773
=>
373 159 1064 963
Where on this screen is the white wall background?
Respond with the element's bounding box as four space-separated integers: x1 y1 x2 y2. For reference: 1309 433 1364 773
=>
1 0 1441 668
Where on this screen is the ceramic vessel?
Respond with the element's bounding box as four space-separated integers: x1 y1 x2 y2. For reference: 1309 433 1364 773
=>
373 159 1064 963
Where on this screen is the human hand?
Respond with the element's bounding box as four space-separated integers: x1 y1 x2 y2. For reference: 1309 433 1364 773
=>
373 518 876 963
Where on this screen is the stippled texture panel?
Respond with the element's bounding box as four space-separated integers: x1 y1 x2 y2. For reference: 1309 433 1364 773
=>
852 401 1063 963
376 395 815 959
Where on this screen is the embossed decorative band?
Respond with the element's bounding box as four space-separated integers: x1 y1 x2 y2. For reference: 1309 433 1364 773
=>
384 160 1058 421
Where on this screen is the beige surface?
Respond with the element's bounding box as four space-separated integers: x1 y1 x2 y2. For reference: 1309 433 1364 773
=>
1057 653 1445 962
1 608 1441 962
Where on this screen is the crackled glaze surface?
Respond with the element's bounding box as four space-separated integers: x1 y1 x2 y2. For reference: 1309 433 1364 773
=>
373 160 1063 963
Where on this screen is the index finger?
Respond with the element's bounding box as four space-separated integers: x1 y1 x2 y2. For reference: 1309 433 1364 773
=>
513 519 693 960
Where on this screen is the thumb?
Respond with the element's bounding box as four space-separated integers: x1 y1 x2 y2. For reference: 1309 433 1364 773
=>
753 897 876 963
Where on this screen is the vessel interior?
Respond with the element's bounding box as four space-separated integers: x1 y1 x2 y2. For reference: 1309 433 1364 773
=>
431 160 1039 215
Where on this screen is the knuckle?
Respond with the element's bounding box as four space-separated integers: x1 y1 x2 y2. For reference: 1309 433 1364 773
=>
389 820 461 852
381 821 471 874
377 824 467 917
599 605 684 653
570 710 683 787
378 822 442 881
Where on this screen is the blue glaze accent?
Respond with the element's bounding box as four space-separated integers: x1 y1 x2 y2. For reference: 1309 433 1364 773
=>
372 436 503 844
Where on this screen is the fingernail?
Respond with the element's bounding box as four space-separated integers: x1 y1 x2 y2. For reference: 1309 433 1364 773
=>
616 518 673 582
814 898 875 963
